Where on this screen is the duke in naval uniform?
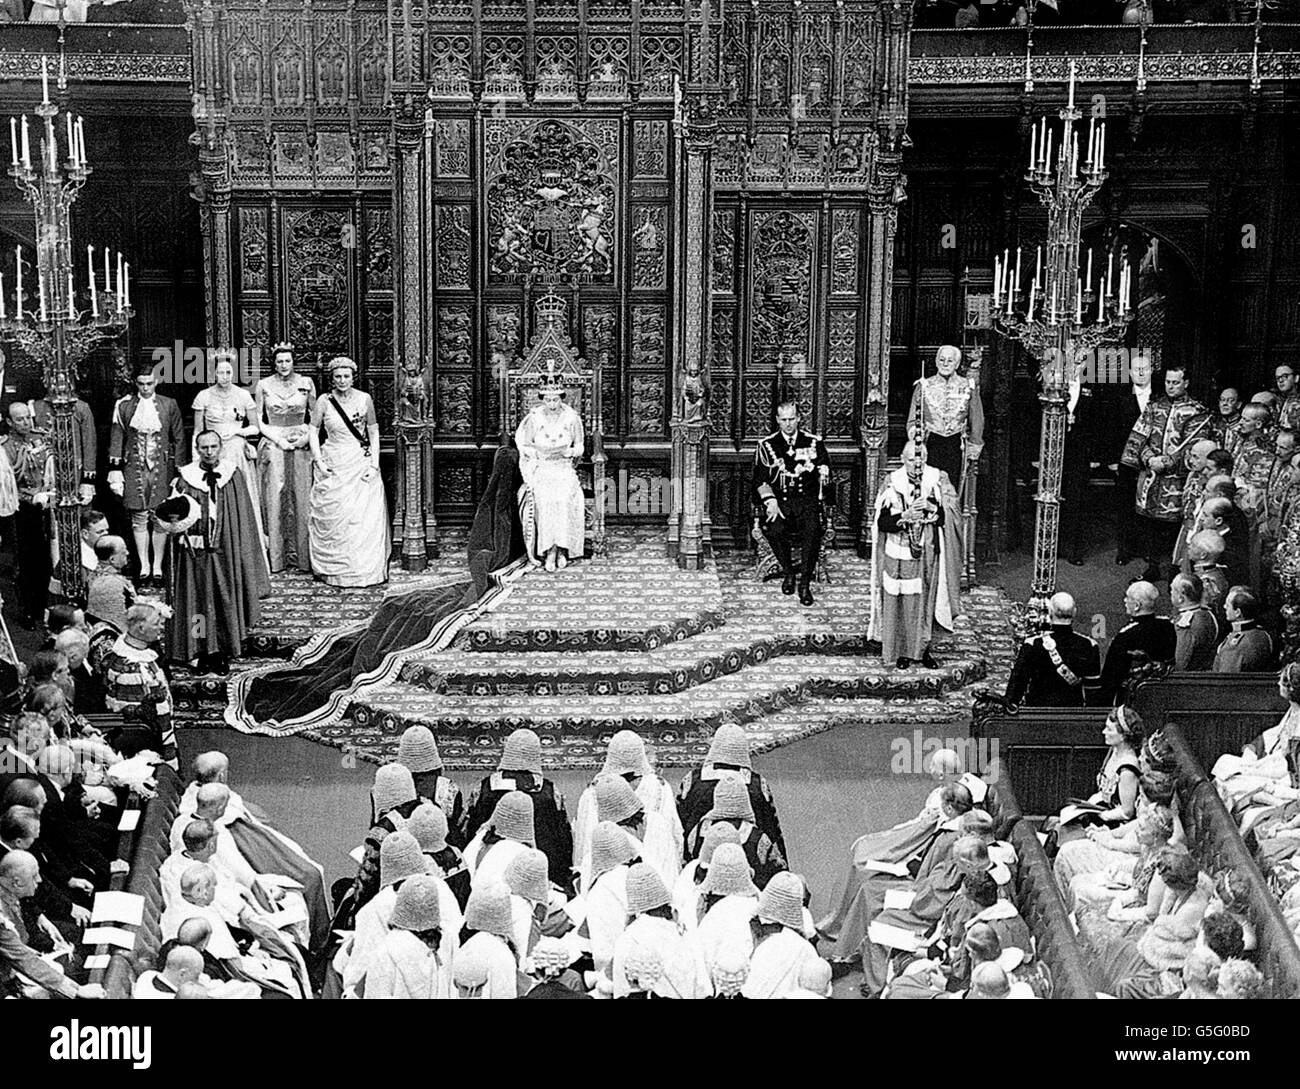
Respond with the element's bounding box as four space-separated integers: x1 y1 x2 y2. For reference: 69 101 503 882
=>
1004 592 1101 708
752 400 830 606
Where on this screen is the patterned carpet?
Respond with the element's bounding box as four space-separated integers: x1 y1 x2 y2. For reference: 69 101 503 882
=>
174 529 1018 770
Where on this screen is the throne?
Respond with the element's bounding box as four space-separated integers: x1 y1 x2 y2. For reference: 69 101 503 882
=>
499 291 606 556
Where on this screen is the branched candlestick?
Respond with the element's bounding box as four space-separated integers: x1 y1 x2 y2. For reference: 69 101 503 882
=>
992 60 1134 626
2 57 133 602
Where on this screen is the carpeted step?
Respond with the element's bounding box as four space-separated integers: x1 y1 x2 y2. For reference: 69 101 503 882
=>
400 630 986 697
301 690 974 771
347 653 987 738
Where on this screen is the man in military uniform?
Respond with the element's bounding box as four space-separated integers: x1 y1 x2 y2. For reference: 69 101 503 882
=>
1121 364 1211 583
0 402 54 629
753 400 830 606
1212 587 1274 673
1004 592 1100 707
1096 580 1177 706
107 364 185 583
907 344 984 498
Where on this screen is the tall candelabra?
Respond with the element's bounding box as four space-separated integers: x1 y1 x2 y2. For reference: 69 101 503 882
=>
2 58 132 602
992 61 1134 626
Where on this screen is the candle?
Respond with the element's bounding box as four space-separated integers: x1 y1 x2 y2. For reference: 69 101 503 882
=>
103 246 110 295
65 112 73 164
9 118 16 166
1088 117 1096 165
1073 132 1080 178
993 256 1001 308
41 57 49 106
1067 59 1076 110
1098 282 1104 321
1086 247 1093 288
1044 128 1053 176
124 262 130 308
1098 124 1105 171
75 117 84 165
1106 251 1114 297
1039 117 1048 167
116 252 123 310
1029 124 1036 172
15 245 22 314
0 272 5 320
1015 246 1022 290
1005 267 1013 315
67 270 75 319
87 244 94 291
1028 280 1036 322
1035 246 1043 288
20 115 29 168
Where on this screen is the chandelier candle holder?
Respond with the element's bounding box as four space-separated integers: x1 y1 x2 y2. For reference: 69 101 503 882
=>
992 60 1134 626
2 57 133 602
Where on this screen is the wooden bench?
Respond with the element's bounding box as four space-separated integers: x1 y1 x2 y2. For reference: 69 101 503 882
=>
1162 721 1300 999
985 763 1100 999
1132 670 1286 774
88 765 182 998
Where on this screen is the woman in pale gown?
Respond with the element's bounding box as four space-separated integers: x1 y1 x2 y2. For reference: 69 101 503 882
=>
192 355 266 547
308 356 389 588
255 344 316 573
515 386 584 572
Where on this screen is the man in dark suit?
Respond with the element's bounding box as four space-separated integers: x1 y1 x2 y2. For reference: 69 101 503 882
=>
1061 380 1095 566
1005 592 1101 707
1113 358 1154 566
1096 580 1177 706
53 628 106 714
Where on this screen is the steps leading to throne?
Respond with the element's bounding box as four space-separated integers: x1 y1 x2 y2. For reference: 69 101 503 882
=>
176 530 1017 769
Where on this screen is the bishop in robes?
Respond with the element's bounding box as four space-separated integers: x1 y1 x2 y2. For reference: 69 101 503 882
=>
162 430 271 671
868 441 962 668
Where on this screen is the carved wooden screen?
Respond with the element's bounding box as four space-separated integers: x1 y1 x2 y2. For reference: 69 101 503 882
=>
428 108 677 519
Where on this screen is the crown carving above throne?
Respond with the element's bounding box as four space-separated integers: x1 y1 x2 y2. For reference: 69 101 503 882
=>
499 289 607 555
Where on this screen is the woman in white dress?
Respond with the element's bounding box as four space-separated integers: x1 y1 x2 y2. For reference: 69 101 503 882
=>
515 385 584 572
192 355 264 535
255 344 316 573
308 357 389 588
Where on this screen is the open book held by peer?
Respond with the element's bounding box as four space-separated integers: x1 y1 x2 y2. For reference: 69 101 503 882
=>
1057 800 1107 826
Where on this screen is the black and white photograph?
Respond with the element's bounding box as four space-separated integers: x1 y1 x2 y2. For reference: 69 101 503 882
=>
0 0 1297 1062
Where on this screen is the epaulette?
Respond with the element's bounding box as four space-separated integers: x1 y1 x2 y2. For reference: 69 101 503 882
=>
112 394 132 409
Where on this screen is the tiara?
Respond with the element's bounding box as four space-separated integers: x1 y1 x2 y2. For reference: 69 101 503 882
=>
271 341 295 354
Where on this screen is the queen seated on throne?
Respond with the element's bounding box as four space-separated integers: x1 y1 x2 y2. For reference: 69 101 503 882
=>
516 374 586 572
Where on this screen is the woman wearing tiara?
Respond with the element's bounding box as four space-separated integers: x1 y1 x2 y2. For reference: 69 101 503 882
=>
308 356 389 587
255 342 316 573
514 379 585 572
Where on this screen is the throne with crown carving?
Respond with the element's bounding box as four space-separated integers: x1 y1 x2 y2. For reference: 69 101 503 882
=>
499 291 606 556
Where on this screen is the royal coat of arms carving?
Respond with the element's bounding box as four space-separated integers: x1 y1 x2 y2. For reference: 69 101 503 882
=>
485 119 618 283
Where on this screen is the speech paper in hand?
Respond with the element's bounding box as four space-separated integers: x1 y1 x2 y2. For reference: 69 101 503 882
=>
859 858 910 878
883 889 916 911
82 926 137 950
349 845 366 864
117 809 142 832
265 897 310 930
83 953 112 971
91 891 146 926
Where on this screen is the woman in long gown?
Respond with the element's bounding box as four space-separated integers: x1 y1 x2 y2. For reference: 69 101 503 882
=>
308 356 389 588
192 355 265 545
255 344 316 573
515 386 584 572
1225 665 1300 866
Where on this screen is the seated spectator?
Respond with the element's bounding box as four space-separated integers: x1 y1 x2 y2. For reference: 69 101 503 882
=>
28 0 89 20
673 820 743 931
1171 573 1220 670
335 763 422 930
967 961 1021 1000
581 821 638 980
677 723 785 863
1213 586 1274 672
362 873 449 1000
43 605 87 644
578 774 679 891
504 846 551 962
742 872 819 999
409 800 470 910
86 535 135 632
612 862 709 998
519 935 590 999
1067 804 1174 922
691 841 760 967
179 751 329 951
1004 591 1101 707
132 945 207 1000
1204 870 1256 954
574 730 682 876
464 790 537 891
1095 582 1175 706
684 774 785 889
391 725 464 846
1048 705 1142 846
707 940 750 999
23 649 72 698
53 628 105 715
1085 846 1210 998
1213 664 1300 833
3 770 106 911
458 880 519 998
1217 957 1265 999
0 849 102 999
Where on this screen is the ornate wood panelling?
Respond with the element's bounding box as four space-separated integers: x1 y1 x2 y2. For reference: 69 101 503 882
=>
283 207 350 358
